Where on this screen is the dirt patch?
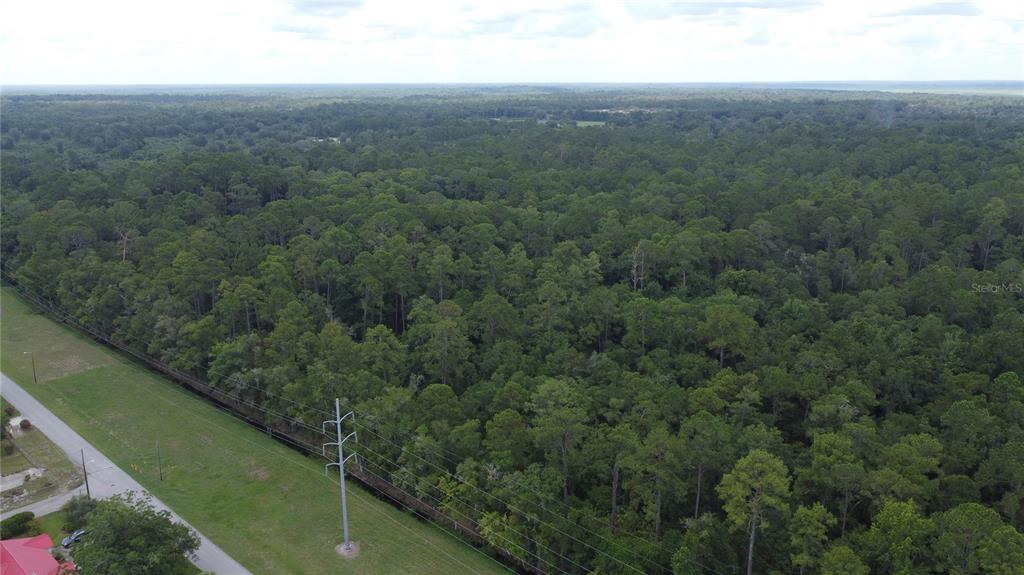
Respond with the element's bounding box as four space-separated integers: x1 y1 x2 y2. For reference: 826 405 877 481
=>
0 467 44 491
248 467 270 482
46 355 96 380
336 542 360 559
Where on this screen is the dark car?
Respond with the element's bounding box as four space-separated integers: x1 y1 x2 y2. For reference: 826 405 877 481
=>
61 528 86 548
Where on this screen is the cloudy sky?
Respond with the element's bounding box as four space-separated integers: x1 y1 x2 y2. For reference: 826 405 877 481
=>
2 0 1021 84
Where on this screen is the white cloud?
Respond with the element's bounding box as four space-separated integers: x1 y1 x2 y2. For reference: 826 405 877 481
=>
879 1 982 17
1 0 1021 84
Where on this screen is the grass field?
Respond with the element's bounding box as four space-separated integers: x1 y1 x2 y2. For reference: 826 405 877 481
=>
0 288 510 575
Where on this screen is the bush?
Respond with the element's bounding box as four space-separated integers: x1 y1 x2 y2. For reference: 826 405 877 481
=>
0 511 38 538
4 407 14 416
62 495 98 531
2 439 14 455
19 419 32 430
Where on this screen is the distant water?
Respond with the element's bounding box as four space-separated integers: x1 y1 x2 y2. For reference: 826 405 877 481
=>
2 81 1022 96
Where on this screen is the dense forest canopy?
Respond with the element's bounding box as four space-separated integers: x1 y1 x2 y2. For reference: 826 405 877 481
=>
2 87 1023 574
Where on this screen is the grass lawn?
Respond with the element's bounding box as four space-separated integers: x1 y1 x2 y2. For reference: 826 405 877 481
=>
0 288 510 575
33 509 67 543
0 403 83 508
2 395 34 476
1 439 33 475
2 396 30 474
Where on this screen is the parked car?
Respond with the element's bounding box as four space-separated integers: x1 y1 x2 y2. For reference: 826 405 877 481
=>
61 529 85 548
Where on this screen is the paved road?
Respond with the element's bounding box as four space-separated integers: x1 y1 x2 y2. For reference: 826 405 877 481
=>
1 373 252 574
2 489 82 521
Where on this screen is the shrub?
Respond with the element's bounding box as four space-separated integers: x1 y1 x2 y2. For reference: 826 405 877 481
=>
19 419 32 430
3 407 14 416
0 511 38 538
2 439 14 455
62 495 98 531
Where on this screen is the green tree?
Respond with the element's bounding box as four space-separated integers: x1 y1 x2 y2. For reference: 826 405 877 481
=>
74 492 200 575
789 503 837 575
484 408 532 469
976 197 1007 270
626 423 683 538
426 244 455 301
468 292 520 344
868 433 942 506
408 299 472 388
530 378 588 519
863 500 933 575
605 423 640 534
717 449 791 575
933 502 1004 575
799 432 866 535
680 410 734 518
978 440 1024 527
359 325 406 385
977 524 1024 575
820 545 868 575
698 303 757 367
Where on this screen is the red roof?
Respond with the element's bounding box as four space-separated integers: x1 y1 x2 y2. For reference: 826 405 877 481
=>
0 534 60 575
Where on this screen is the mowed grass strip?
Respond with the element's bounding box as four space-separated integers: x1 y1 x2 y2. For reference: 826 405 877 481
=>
0 296 113 384
0 289 510 575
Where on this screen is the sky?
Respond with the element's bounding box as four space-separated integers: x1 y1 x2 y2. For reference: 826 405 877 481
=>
1 0 1022 84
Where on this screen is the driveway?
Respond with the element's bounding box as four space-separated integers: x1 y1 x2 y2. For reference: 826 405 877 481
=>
1 373 252 574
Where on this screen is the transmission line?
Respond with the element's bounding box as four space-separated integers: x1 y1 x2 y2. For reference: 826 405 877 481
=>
352 408 686 572
356 441 581 575
354 421 652 575
3 277 721 575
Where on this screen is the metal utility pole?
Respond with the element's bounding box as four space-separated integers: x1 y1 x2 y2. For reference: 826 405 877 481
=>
80 448 91 498
323 399 358 551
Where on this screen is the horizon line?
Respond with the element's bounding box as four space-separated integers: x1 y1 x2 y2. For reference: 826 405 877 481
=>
4 80 1023 87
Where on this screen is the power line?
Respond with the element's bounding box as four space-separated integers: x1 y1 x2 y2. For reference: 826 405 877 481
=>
2 274 333 429
359 461 566 575
354 421 651 575
355 441 579 575
2 279 519 574
348 407 685 572
354 411 727 575
8 279 663 573
147 375 509 575
3 278 714 574
353 408 684 570
347 465 514 575
3 277 331 441
16 344 506 574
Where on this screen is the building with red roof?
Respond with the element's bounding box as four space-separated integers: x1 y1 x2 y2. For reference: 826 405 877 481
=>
0 533 60 575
